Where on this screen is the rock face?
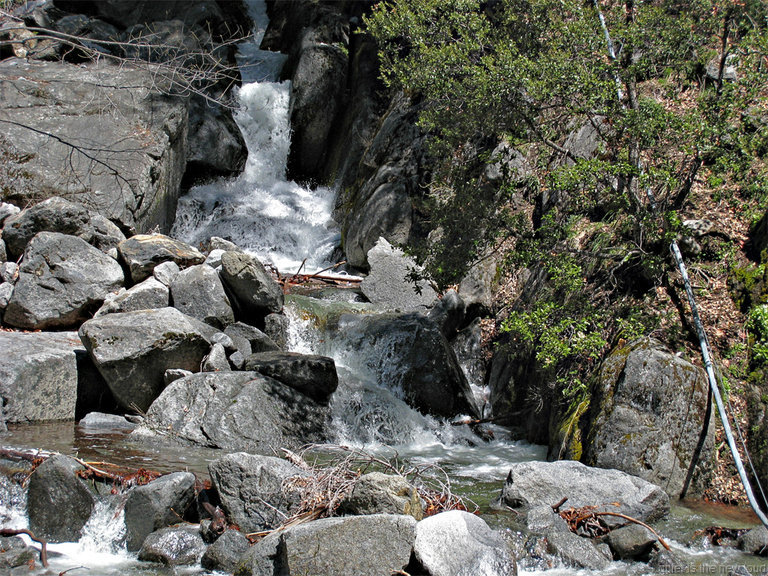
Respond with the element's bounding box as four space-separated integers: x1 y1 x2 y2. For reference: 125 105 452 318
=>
333 312 479 418
237 514 417 576
1 196 125 260
78 307 211 412
581 337 714 498
499 460 670 523
4 232 124 330
244 351 339 404
0 58 188 233
124 472 197 551
413 511 517 576
0 331 82 423
118 234 205 284
143 371 330 453
208 453 307 534
26 455 95 543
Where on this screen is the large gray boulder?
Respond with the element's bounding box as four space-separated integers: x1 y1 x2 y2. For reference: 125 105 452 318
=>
1 196 125 260
413 511 517 576
0 58 187 233
333 311 479 418
4 232 124 330
142 371 330 453
219 251 284 321
360 237 439 310
237 514 416 576
583 337 714 498
78 307 211 412
27 455 95 543
244 351 339 404
124 472 197 551
208 453 307 533
499 460 670 523
0 331 82 423
169 263 234 328
118 234 205 284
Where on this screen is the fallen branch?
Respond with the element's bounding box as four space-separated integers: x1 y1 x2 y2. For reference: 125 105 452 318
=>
593 512 671 551
0 528 48 567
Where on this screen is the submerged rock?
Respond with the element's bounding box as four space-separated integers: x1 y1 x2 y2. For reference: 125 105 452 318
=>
201 528 250 572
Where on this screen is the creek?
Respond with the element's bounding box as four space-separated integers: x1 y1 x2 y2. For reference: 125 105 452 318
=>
0 1 764 575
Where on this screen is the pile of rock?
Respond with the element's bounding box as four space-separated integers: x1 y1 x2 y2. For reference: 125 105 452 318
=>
0 197 335 450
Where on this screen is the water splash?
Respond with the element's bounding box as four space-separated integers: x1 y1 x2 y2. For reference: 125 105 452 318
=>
78 498 127 555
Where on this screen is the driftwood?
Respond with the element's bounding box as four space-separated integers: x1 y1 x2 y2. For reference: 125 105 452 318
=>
0 528 48 567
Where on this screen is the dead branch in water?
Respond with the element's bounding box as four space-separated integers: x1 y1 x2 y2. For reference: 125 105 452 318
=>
557 504 671 551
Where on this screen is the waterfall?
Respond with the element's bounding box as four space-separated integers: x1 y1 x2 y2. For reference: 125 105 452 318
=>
171 1 339 275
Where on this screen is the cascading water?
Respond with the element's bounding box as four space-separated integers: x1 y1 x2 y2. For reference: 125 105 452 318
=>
170 2 338 274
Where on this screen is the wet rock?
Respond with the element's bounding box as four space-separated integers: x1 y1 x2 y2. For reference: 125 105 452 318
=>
413 510 516 576
545 530 611 570
0 58 187 233
27 455 95 543
648 548 688 571
124 472 197 551
244 351 339 404
219 251 284 321
583 337 714 498
200 528 250 572
78 307 210 412
605 524 657 560
224 322 280 357
208 453 307 533
201 342 230 372
498 460 669 523
1 197 125 260
4 232 124 330
339 471 423 520
0 331 82 423
137 525 206 566
334 311 479 418
118 234 205 284
237 514 416 576
525 506 571 534
142 371 330 453
95 277 169 317
360 237 438 310
187 95 246 177
738 526 768 556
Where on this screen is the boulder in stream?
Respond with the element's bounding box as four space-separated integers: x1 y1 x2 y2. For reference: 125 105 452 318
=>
338 471 423 520
138 525 207 566
118 234 205 284
142 371 330 453
208 453 307 534
27 455 95 543
219 251 284 321
201 528 250 572
498 460 670 523
124 472 198 551
169 263 234 329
